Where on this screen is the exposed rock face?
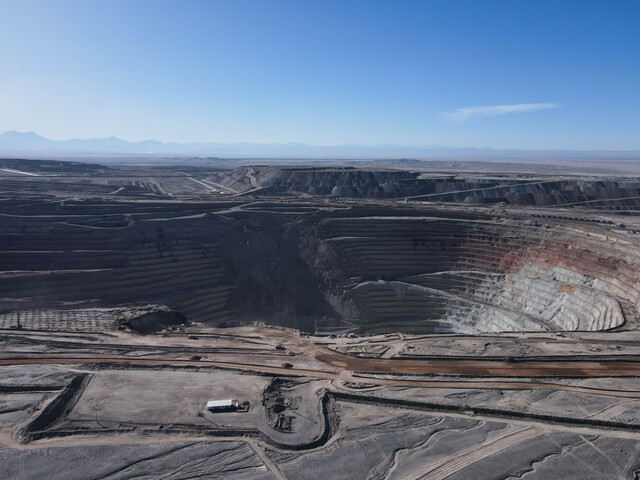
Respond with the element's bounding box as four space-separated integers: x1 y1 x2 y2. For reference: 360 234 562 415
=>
305 213 639 334
219 166 417 197
1 198 638 334
217 166 640 207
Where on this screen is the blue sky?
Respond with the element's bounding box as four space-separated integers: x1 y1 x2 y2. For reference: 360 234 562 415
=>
1 0 639 149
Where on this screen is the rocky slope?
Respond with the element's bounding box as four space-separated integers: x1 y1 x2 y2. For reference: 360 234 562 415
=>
217 166 640 208
1 195 639 335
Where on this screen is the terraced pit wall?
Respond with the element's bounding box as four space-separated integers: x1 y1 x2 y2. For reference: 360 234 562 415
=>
309 212 639 333
1 199 638 334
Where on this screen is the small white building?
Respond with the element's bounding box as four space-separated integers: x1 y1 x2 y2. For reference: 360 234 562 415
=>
207 399 239 412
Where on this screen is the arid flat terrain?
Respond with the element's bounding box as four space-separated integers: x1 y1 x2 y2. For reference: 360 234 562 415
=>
3 157 640 479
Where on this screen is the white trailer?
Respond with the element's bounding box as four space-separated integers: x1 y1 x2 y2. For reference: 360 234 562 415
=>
206 399 240 412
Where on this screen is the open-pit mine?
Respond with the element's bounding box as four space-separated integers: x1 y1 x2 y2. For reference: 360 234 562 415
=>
3 157 640 479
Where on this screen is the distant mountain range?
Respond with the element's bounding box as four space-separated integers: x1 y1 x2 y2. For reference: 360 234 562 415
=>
1 130 639 159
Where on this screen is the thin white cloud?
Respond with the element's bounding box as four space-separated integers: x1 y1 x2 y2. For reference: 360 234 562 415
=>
443 103 559 121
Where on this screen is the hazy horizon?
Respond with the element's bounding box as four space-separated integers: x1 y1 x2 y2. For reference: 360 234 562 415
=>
2 129 640 159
